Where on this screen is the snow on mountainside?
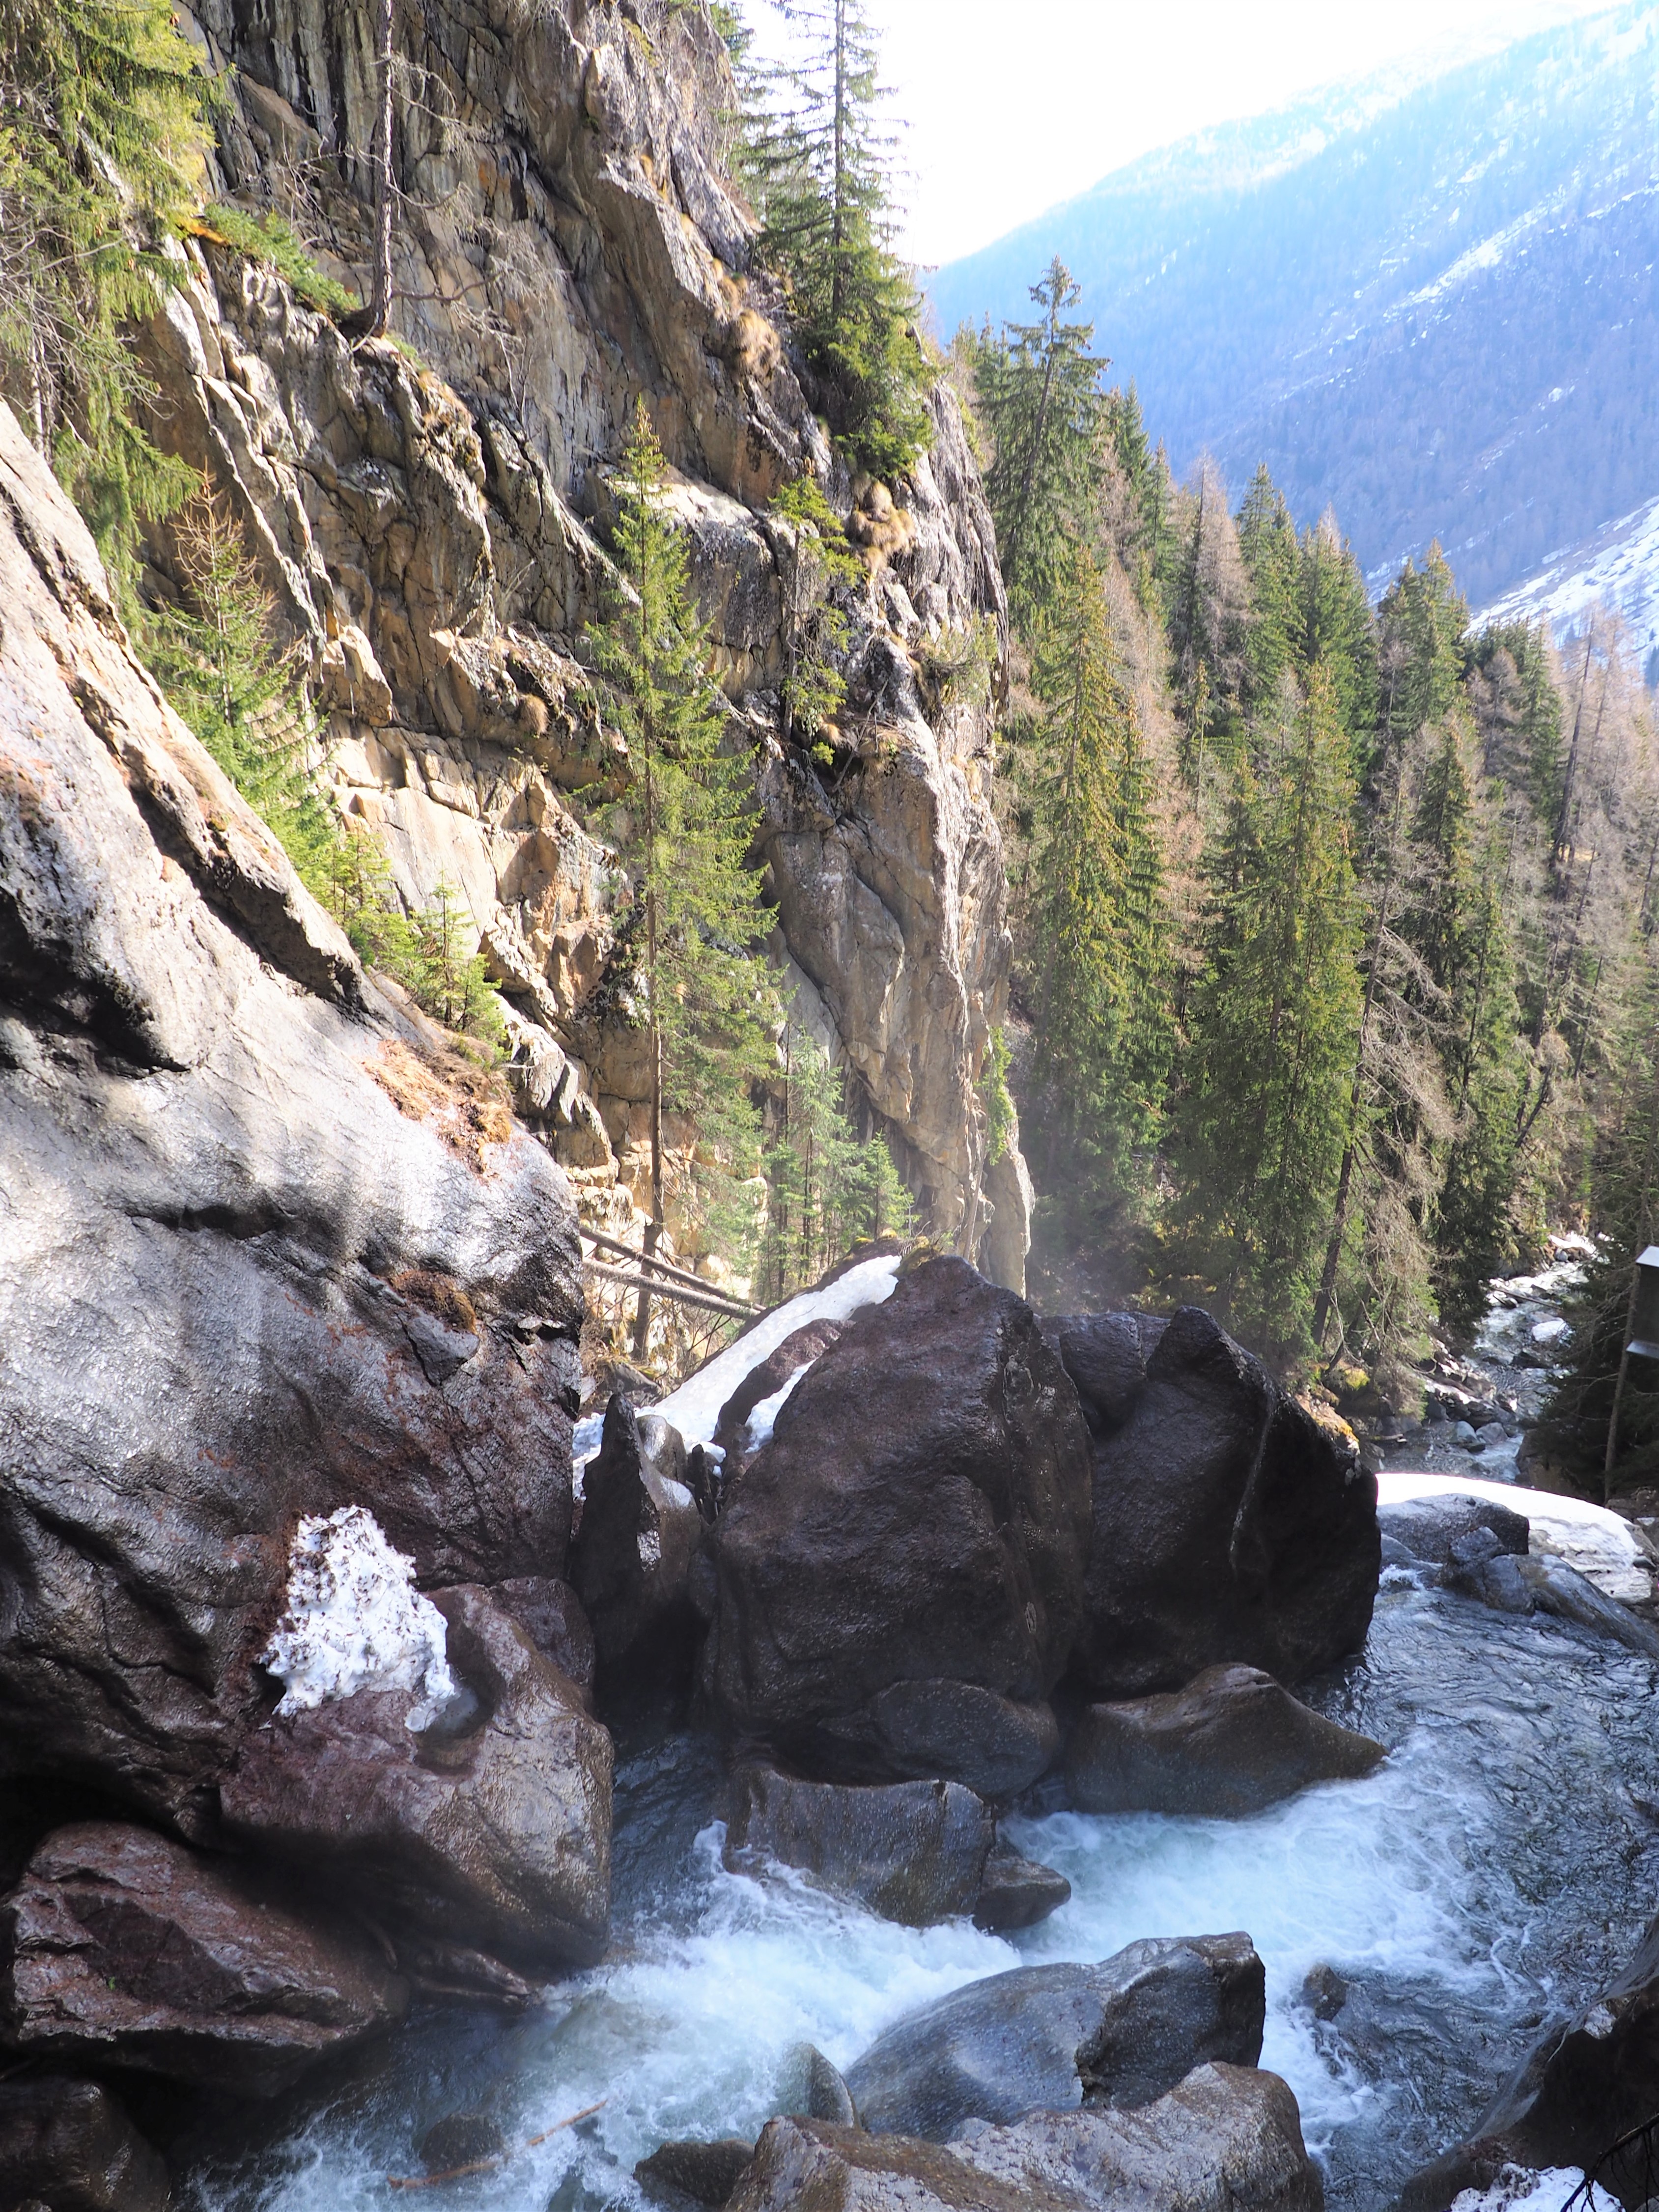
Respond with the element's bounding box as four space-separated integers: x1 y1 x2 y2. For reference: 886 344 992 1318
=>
1477 500 1659 683
929 3 1659 615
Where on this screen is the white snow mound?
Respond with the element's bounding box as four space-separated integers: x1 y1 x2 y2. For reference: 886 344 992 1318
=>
1452 2165 1615 2212
649 1251 904 1452
261 1505 457 1730
1377 1471 1651 1603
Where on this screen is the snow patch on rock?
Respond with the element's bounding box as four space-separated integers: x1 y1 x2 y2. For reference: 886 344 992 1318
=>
262 1506 457 1730
1451 2167 1616 2212
1377 1470 1650 1602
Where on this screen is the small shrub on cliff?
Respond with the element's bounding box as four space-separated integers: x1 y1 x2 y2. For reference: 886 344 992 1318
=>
197 204 361 319
0 0 210 589
769 472 859 745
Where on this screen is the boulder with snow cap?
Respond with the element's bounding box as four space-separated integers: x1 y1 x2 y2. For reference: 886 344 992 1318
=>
0 1820 409 2095
221 1585 611 1972
1074 1306 1379 1698
699 1258 1091 1792
712 1317 845 1474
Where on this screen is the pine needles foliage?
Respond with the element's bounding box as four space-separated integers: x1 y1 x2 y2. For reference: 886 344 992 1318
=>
0 0 210 587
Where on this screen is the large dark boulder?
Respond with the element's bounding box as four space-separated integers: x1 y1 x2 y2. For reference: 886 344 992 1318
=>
844 1936 1265 2139
700 1259 1092 1792
0 2075 169 2212
1062 1307 1378 1697
1067 1666 1386 1817
221 1588 611 1972
726 2067 1322 2212
723 1765 993 1926
570 1396 703 1702
0 1821 407 2095
0 410 585 1841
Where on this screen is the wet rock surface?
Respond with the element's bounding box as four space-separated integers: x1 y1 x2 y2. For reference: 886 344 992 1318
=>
221 1588 612 1972
0 1821 407 2095
1066 1307 1379 1697
843 1937 1265 2140
971 1844 1072 1933
571 1395 703 1702
722 1765 993 1927
727 2065 1322 2212
638 2136 759 2207
701 1259 1092 1790
0 2075 170 2212
1067 1666 1387 1818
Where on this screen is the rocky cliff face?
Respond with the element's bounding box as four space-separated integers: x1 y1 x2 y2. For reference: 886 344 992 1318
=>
151 0 1030 1282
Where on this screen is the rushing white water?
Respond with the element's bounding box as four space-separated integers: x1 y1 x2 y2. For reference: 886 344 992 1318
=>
183 1576 1659 2212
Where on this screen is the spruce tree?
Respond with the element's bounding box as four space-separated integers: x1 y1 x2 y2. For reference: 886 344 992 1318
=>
1176 666 1363 1361
973 259 1106 633
741 0 928 479
587 401 776 1339
0 0 208 584
1025 542 1169 1218
1235 466 1299 716
1295 513 1379 767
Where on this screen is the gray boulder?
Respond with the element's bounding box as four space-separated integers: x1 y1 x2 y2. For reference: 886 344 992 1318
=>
637 2138 759 2207
1056 1306 1378 1698
724 1765 993 1926
844 1936 1265 2139
1067 1666 1386 1818
0 407 585 1840
0 1821 407 2096
221 1587 611 1972
972 1844 1072 1933
570 1395 703 1700
1378 1493 1530 1566
701 1259 1092 1793
727 2065 1322 2212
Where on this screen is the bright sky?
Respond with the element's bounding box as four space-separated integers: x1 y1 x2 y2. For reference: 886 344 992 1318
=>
801 0 1622 267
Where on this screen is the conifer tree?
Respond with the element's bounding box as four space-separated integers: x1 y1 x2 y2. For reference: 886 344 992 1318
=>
1377 547 1468 756
740 0 928 478
1295 512 1379 766
1235 467 1299 716
1025 543 1169 1214
973 259 1106 632
1166 457 1250 793
1176 666 1363 1360
0 0 208 584
587 401 776 1343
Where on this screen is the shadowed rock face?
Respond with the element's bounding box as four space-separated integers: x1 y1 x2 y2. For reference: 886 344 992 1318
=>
1067 1666 1387 1818
700 1259 1092 1791
571 1395 704 1702
0 1821 408 2096
844 1936 1266 2141
0 2074 170 2212
221 1588 611 1973
726 2066 1322 2212
0 408 587 1845
1062 1307 1379 1697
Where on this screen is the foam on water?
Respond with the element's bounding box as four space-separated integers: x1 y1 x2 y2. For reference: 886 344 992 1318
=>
183 1579 1659 2212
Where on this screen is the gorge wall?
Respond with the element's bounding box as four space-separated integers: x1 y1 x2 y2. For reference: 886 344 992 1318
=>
150 0 1032 1288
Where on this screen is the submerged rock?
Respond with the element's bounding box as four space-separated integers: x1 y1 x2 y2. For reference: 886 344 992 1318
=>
1066 1666 1386 1818
1066 1307 1379 1697
0 2075 169 2212
221 1587 611 1973
418 2112 506 2175
844 1936 1265 2139
723 1765 993 1926
727 2065 1321 2212
701 1259 1092 1792
0 1820 407 2095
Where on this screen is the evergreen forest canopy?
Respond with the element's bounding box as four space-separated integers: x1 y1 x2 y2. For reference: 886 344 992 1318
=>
5 0 1659 1486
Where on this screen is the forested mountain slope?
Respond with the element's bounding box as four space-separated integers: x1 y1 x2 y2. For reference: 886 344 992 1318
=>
930 3 1659 615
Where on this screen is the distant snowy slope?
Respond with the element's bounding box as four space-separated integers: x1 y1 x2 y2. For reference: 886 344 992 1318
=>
1478 500 1659 680
929 4 1659 612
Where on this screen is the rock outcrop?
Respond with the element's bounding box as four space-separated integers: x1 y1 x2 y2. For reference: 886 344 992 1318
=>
0 407 590 1854
699 1259 1092 1792
571 1395 704 1701
844 1938 1266 2140
1067 1667 1387 1818
0 2075 170 2212
1055 1306 1379 1697
135 0 1031 1281
726 2067 1322 2212
0 1821 408 2095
